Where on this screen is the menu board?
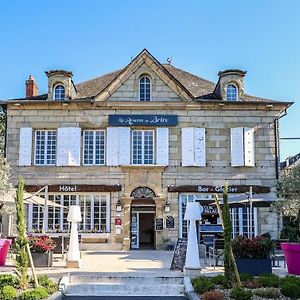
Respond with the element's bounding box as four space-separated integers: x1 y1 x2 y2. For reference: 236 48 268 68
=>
170 238 187 271
155 218 164 231
166 216 175 229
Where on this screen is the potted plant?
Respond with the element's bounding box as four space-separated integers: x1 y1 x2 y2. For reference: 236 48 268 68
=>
232 235 274 276
28 235 56 267
276 164 300 275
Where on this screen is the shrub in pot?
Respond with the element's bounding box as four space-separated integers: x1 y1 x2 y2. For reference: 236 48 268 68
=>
28 235 56 267
232 235 274 276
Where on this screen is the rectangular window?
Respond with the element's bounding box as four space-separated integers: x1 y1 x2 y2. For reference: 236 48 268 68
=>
34 130 56 165
132 130 154 165
83 130 105 165
179 193 257 239
27 193 110 233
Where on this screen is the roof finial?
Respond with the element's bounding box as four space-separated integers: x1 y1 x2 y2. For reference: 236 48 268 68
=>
167 57 172 65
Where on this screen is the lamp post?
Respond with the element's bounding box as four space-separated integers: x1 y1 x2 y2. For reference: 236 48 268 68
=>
66 205 82 268
184 202 203 277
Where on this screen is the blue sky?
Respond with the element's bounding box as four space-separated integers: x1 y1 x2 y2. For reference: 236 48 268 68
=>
0 0 299 160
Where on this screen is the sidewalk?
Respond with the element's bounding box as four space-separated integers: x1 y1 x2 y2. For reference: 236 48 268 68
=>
1 250 287 281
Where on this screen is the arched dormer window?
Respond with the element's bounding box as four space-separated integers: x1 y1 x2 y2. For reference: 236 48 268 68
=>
53 84 65 101
226 84 238 101
139 76 151 101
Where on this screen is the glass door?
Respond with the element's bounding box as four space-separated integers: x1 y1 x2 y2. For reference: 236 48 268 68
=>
131 212 139 249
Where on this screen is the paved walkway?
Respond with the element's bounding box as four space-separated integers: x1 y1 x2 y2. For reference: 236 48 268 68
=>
1 250 288 281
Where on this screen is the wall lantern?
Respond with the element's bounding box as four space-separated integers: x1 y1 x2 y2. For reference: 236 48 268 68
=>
164 201 170 213
116 199 123 212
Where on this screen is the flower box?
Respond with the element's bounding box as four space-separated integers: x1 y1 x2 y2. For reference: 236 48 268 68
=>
281 243 300 275
236 258 272 276
31 251 53 267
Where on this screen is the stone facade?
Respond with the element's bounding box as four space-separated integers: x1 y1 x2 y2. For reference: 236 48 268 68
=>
3 50 291 249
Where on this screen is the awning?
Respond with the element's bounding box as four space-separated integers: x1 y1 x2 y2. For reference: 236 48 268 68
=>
210 193 276 208
0 190 65 208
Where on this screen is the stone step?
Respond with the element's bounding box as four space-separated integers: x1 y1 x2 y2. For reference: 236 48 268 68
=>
65 283 185 296
70 274 183 285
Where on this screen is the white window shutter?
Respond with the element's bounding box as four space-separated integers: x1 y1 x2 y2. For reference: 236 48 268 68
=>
156 128 169 165
19 127 32 166
231 127 244 166
118 127 131 165
106 127 119 166
57 128 70 166
244 127 255 167
68 127 81 166
194 128 206 166
182 128 195 166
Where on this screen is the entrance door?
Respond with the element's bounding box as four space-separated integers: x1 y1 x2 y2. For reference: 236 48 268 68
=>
139 213 155 249
130 208 155 249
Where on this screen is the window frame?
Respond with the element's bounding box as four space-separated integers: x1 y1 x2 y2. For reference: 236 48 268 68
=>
139 76 152 101
34 129 57 166
131 129 155 165
28 193 111 233
53 84 66 101
226 83 238 101
83 130 106 166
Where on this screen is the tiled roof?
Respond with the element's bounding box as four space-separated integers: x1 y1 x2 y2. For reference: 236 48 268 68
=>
73 64 276 102
74 69 124 99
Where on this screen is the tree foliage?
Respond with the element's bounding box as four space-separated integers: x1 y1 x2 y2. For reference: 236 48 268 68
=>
277 164 300 219
15 176 29 289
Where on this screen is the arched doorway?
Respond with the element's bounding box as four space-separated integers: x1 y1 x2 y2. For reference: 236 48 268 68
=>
130 187 156 249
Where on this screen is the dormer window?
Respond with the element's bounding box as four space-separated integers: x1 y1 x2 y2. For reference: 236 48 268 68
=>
53 84 65 101
139 76 151 101
226 84 238 101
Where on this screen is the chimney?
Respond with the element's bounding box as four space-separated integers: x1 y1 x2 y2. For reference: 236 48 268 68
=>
25 75 38 98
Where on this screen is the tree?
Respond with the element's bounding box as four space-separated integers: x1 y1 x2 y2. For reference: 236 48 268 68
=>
15 176 29 289
276 164 300 241
214 184 241 288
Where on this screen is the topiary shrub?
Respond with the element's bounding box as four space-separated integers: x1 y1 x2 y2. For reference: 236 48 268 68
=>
19 287 48 300
280 276 300 299
253 287 281 299
192 276 214 294
202 290 224 300
36 275 58 294
210 275 227 288
258 273 280 288
230 287 253 300
0 285 17 300
0 274 18 288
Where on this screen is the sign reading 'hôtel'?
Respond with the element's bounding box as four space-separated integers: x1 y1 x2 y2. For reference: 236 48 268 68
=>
109 115 178 126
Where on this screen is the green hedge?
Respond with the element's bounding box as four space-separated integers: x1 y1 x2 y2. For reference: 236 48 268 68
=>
18 287 48 300
0 285 17 300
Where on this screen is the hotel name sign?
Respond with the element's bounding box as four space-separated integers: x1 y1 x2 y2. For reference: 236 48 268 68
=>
25 184 122 193
168 185 271 194
108 115 178 126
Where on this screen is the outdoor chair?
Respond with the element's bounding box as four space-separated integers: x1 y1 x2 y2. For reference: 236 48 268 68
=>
208 238 225 269
271 239 288 268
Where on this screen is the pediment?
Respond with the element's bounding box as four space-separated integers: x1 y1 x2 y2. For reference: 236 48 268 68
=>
94 49 193 102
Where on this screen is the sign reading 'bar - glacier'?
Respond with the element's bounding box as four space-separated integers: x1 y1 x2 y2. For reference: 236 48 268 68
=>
108 115 178 126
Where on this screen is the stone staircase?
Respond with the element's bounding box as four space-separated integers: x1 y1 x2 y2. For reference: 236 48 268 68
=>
60 273 185 297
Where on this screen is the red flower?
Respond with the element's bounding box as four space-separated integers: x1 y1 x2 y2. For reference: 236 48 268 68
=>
28 235 56 253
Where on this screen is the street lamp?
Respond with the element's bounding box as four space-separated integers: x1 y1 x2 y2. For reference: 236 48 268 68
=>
66 205 82 268
184 202 203 277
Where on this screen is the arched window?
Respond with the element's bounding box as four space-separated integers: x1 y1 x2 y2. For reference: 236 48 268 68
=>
226 84 238 101
131 187 156 198
139 76 151 101
53 84 65 100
